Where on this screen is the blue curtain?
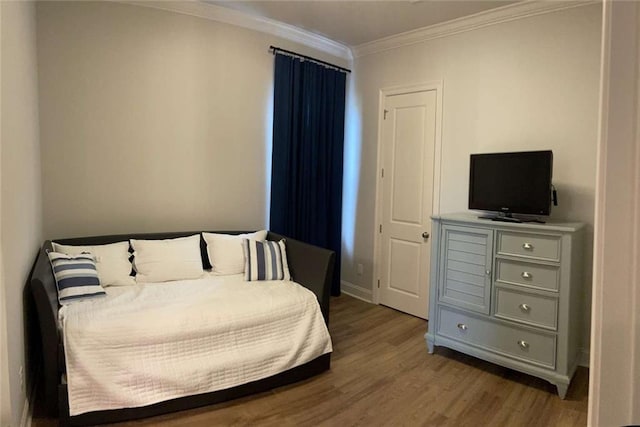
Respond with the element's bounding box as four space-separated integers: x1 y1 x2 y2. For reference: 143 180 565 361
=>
270 53 346 296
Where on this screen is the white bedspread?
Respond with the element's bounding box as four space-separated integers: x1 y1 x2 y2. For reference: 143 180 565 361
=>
58 274 332 416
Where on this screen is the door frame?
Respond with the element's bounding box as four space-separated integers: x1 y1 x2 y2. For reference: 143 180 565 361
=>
372 81 444 305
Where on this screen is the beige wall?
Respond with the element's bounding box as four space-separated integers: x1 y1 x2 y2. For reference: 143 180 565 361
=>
343 5 601 348
1 1 43 426
0 3 9 424
36 1 348 239
0 268 9 426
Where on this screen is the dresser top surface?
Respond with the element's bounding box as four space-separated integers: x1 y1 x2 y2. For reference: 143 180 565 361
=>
432 212 585 233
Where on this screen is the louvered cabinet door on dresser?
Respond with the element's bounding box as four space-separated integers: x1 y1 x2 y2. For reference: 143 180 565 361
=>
425 213 585 398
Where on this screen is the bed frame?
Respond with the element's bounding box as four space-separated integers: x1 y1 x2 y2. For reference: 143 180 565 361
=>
30 231 334 426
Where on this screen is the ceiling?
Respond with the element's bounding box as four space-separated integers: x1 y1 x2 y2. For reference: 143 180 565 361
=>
209 1 517 47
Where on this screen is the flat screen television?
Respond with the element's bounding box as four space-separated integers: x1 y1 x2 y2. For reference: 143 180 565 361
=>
468 150 553 220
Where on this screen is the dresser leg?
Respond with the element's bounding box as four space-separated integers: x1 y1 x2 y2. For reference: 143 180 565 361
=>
556 383 569 399
425 334 434 354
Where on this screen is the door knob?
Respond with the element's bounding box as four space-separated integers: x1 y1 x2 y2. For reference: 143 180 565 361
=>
422 232 430 239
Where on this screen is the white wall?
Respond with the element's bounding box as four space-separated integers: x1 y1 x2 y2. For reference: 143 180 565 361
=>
36 1 348 240
0 1 43 426
589 1 640 424
343 5 601 343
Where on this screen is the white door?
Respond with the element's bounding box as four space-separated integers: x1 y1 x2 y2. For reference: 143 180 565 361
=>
379 90 437 319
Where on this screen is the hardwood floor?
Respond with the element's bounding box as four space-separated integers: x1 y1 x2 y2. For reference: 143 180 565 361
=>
32 295 588 426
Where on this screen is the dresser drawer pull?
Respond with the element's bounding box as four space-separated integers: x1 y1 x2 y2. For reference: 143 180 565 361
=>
521 271 533 279
519 303 531 312
457 323 468 331
517 340 529 349
522 242 534 250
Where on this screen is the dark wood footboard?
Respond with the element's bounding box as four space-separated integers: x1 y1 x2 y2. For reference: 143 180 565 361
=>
29 231 334 423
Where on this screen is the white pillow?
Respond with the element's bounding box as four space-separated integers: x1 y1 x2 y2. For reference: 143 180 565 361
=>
130 234 203 283
202 230 268 275
52 241 135 286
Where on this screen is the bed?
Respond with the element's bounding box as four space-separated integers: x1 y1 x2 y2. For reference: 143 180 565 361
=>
30 231 334 426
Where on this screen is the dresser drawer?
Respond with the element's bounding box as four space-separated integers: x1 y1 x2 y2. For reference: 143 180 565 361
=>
437 306 556 368
494 287 558 330
496 258 560 291
497 231 561 261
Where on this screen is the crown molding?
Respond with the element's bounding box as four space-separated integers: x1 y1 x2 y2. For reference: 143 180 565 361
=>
119 1 353 61
353 1 598 58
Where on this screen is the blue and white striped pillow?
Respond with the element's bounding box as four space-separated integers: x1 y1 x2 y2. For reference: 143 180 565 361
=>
242 239 291 281
47 252 106 304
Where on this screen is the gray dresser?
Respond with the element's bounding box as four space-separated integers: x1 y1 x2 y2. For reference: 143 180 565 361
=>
425 213 584 398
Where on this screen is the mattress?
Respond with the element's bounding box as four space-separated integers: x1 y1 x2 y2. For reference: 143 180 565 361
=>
58 273 332 416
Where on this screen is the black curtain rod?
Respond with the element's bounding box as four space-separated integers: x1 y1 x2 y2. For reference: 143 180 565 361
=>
269 46 351 74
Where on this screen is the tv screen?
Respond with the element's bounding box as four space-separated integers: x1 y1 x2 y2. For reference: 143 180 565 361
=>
468 150 553 216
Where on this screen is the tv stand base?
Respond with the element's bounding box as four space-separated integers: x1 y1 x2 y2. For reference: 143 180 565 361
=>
478 214 522 223
477 214 546 224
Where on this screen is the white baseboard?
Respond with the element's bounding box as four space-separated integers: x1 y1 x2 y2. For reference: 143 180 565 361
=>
20 370 37 427
578 347 590 368
19 393 31 427
341 281 374 303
